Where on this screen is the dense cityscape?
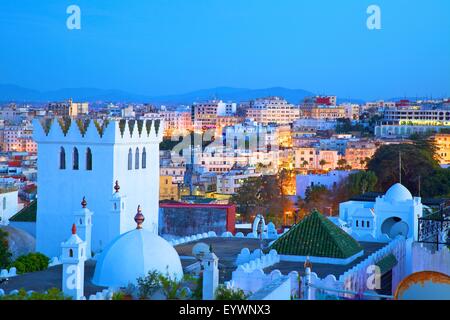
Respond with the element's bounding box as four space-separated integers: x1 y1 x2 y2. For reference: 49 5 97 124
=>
0 94 449 302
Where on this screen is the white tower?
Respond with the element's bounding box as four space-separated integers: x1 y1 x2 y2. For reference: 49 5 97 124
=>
33 118 163 257
202 249 219 300
74 197 93 258
61 224 86 300
110 180 126 239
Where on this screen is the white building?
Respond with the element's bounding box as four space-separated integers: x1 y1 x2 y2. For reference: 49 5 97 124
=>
339 183 423 242
33 118 163 257
121 106 136 118
217 166 261 195
246 97 300 125
0 188 19 225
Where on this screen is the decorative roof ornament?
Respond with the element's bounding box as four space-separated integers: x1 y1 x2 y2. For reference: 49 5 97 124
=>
81 196 87 208
134 205 145 229
114 180 120 193
304 256 312 270
72 223 77 235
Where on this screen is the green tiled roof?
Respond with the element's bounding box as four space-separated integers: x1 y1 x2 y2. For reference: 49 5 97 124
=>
375 253 397 274
9 200 37 222
270 210 363 259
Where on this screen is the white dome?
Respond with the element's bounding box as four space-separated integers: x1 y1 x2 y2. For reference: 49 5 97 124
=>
92 227 183 288
384 183 413 202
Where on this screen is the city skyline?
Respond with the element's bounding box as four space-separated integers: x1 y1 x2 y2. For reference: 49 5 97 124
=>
0 0 449 101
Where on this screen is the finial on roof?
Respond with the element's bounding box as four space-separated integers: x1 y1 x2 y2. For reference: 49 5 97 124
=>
114 180 120 193
81 196 87 208
134 205 144 229
304 256 312 270
72 223 77 235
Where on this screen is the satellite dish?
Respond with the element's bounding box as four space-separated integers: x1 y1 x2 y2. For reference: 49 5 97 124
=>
389 221 409 238
192 242 210 259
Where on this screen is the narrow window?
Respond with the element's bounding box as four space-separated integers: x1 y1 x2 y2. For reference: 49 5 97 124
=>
69 249 73 257
86 147 92 170
142 147 147 169
60 147 66 169
367 221 370 228
73 147 79 170
128 148 132 170
362 220 365 228
356 220 359 227
135 148 140 169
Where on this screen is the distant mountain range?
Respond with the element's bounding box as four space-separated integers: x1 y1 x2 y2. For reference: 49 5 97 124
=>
0 83 368 105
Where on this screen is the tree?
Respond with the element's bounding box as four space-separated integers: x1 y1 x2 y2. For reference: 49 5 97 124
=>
319 159 327 170
230 175 292 224
367 138 442 197
303 185 331 214
230 176 263 221
347 170 378 195
0 288 71 300
0 229 12 269
12 252 50 274
421 168 450 198
337 159 348 170
215 285 248 300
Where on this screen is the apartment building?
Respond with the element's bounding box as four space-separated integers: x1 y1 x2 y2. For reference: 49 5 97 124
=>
433 133 450 165
159 111 193 137
246 97 300 125
217 166 261 195
0 123 36 153
300 105 347 120
293 147 339 171
47 99 89 117
344 140 378 169
193 100 237 131
384 107 450 122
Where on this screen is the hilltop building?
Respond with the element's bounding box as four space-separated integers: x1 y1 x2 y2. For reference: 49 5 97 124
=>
339 183 423 242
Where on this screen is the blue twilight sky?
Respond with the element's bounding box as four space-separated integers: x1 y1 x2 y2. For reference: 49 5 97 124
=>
0 0 449 100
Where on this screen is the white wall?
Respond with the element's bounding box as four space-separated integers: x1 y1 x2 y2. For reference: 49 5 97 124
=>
0 190 18 225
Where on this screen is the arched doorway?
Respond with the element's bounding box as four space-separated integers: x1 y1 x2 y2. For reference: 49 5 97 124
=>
381 217 409 239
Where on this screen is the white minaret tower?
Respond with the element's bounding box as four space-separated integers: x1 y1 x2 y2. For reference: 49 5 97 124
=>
34 118 163 257
75 197 93 258
61 224 86 300
202 248 219 300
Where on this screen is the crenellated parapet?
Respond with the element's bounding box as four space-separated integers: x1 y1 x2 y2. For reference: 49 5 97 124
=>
33 117 164 144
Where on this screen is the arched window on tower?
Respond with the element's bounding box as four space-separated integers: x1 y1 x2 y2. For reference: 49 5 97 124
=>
73 147 79 170
135 148 140 169
142 147 147 169
69 249 73 257
128 148 132 170
86 147 92 171
60 147 66 169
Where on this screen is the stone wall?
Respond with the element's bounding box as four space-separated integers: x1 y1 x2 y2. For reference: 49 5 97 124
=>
159 206 230 236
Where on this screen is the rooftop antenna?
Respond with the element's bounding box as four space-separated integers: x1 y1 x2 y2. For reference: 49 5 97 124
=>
399 151 402 184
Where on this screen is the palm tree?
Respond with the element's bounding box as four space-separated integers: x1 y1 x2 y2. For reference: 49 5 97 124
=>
319 159 327 170
337 159 347 170
302 160 309 168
